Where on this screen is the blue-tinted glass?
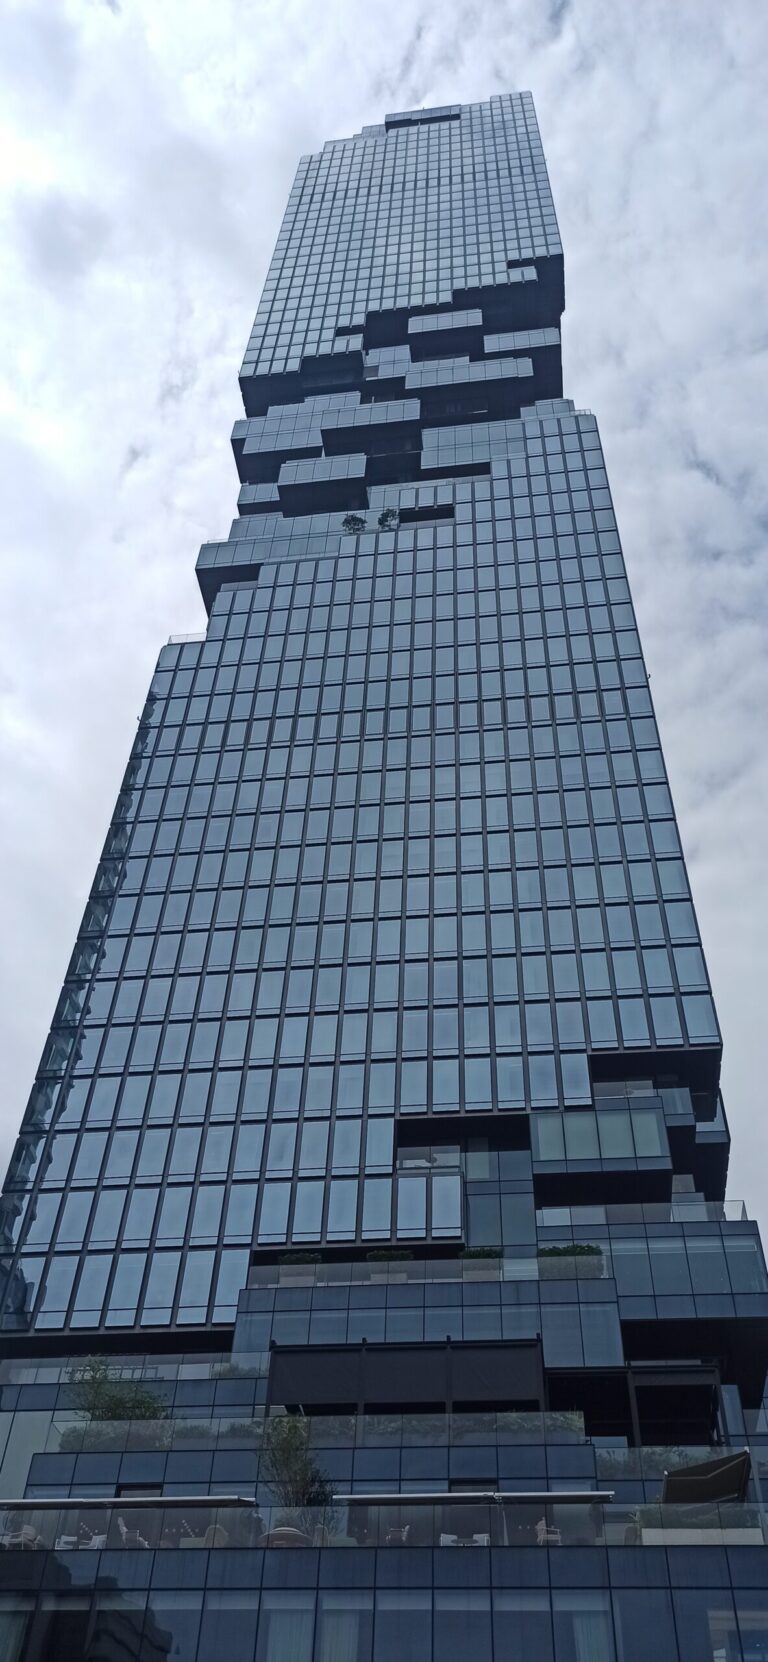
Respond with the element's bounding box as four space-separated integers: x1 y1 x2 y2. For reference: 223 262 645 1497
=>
0 103 758 1653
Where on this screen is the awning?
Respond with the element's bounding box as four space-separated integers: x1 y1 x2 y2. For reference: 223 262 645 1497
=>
661 1449 751 1504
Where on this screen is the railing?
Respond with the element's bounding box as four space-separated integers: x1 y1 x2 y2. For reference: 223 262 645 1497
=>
536 1199 748 1228
249 1255 538 1289
166 631 206 645
0 1497 764 1553
38 1408 589 1457
250 1252 616 1288
594 1446 725 1480
0 1353 269 1387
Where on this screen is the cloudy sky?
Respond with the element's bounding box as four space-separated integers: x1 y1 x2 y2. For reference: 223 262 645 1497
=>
1 0 767 1223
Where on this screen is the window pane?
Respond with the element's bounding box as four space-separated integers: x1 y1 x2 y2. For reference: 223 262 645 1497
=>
373 1591 431 1662
315 1590 373 1662
612 1590 677 1662
256 1591 315 1662
434 1591 491 1662
552 1590 615 1662
198 1590 259 1660
493 1590 553 1662
672 1590 741 1662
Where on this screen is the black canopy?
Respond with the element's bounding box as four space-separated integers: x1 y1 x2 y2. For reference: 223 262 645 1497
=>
661 1449 751 1504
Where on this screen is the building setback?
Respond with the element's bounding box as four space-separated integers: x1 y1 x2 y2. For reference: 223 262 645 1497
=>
0 93 767 1659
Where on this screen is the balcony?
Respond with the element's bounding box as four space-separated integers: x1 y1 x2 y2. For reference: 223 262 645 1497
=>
0 1493 763 1554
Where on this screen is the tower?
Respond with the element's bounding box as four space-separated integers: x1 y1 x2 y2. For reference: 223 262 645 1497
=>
0 95 765 1660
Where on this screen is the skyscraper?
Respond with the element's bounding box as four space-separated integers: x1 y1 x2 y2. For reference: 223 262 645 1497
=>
0 91 766 1657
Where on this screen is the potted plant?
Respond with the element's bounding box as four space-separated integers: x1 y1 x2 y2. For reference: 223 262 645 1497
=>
538 1243 605 1280
460 1246 501 1279
277 1250 321 1285
365 1248 413 1282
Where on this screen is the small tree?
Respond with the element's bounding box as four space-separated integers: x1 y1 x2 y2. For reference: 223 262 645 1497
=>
377 507 399 530
341 512 367 533
260 1416 334 1535
69 1357 168 1422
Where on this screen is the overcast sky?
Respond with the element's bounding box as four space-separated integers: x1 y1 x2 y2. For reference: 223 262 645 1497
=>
1 0 767 1226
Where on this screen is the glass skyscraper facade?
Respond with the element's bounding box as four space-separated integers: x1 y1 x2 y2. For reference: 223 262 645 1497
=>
0 91 766 1659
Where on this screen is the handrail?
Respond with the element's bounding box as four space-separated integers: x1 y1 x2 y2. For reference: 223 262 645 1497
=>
0 1494 254 1511
335 1490 615 1505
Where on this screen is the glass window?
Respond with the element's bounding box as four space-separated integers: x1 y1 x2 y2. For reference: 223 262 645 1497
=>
434 1591 491 1662
0 1596 33 1658
234 1123 265 1176
105 1253 145 1325
365 1118 392 1170
619 999 649 1045
190 1184 224 1243
123 1187 157 1245
683 994 719 1041
531 1113 564 1162
145 1594 203 1662
726 1236 767 1293
588 990 618 1043
492 1590 553 1662
71 1254 111 1325
24 1192 61 1248
397 1176 427 1237
581 1303 623 1366
177 1249 214 1322
256 1591 315 1662
197 1590 259 1660
611 1237 653 1296
157 1185 191 1246
564 1112 599 1160
432 1173 461 1237
630 1108 666 1158
649 1238 692 1296
529 1054 557 1106
611 1589 678 1662
734 1591 768 1659
315 1589 373 1662
362 1178 392 1238
651 997 683 1045
327 1178 358 1239
213 1249 249 1320
258 1183 291 1243
687 1235 730 1296
671 1590 740 1662
552 1590 615 1662
265 1122 297 1176
373 1591 431 1662
142 1250 180 1322
36 1256 77 1326
597 1109 632 1158
332 1119 361 1172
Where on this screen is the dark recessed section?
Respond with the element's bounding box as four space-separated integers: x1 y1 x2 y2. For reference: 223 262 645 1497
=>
196 558 261 612
397 503 454 524
385 107 461 131
589 1048 722 1097
267 1340 544 1414
396 1114 530 1152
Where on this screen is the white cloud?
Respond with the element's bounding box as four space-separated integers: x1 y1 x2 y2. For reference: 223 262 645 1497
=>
1 0 767 1227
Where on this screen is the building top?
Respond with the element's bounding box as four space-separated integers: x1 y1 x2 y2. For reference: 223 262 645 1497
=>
240 93 563 411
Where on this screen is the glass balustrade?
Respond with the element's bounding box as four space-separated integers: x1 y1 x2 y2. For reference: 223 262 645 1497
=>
0 1497 763 1553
